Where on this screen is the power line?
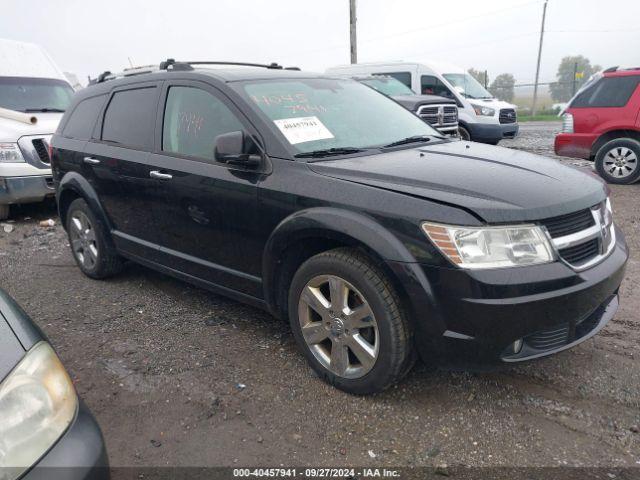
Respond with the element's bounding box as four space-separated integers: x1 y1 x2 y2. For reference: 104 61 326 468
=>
403 32 538 58
287 0 543 56
357 0 543 44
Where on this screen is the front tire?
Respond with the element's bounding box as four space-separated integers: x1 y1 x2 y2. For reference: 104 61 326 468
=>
595 138 640 184
458 126 471 141
65 198 123 279
288 248 414 395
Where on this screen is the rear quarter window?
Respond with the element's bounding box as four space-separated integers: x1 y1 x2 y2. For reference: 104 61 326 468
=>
373 72 412 89
571 76 640 108
62 95 107 140
101 87 158 149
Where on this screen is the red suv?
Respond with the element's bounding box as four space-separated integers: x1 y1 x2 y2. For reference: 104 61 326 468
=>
555 67 640 184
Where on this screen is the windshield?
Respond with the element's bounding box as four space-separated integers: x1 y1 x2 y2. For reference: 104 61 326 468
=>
0 77 74 112
236 78 440 155
359 77 415 96
443 73 493 100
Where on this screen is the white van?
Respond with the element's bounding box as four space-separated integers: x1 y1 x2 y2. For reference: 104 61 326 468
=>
0 39 74 220
326 61 519 144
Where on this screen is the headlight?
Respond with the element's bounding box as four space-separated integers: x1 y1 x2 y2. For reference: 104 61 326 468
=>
0 342 77 479
422 222 554 269
471 104 495 117
0 143 25 163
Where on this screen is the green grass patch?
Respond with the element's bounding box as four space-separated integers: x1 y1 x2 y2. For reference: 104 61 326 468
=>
518 114 562 122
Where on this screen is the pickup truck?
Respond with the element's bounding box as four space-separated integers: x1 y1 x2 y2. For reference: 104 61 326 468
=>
0 39 74 220
350 75 459 137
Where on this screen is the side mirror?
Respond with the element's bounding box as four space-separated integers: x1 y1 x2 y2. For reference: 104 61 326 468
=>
214 131 261 167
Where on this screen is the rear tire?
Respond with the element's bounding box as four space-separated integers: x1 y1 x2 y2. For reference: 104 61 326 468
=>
65 198 123 279
0 205 8 221
595 138 640 184
288 248 414 395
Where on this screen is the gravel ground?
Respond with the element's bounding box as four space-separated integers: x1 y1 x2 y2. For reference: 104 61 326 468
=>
0 122 639 471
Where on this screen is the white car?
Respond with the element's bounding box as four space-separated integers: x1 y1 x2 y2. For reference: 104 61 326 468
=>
326 61 519 145
0 39 74 220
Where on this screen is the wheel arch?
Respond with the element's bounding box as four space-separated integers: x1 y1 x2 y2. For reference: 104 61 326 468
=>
591 129 640 159
262 208 429 323
57 172 113 234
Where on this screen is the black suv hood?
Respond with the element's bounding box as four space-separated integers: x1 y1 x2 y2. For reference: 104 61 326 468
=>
308 141 607 223
392 94 456 111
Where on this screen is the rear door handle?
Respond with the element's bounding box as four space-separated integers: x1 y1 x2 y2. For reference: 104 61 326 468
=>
83 156 101 165
150 170 173 180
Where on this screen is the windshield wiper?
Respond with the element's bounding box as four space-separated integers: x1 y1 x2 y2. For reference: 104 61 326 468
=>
294 147 366 158
382 135 433 148
24 108 66 113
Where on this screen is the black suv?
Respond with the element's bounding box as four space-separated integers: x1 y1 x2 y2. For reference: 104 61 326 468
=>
51 60 628 395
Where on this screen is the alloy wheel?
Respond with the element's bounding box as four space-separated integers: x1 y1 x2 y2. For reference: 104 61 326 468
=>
69 211 99 269
297 274 379 379
604 146 638 179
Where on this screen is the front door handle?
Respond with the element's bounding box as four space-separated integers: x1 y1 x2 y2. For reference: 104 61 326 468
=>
150 170 173 180
83 156 101 165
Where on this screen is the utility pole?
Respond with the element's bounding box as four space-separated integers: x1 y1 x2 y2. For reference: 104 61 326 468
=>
350 0 357 64
531 0 548 116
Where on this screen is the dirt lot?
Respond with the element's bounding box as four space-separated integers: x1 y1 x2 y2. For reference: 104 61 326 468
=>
1 122 639 471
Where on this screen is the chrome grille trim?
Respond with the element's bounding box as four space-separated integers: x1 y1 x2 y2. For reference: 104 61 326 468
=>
17 135 52 169
416 104 458 128
546 201 615 272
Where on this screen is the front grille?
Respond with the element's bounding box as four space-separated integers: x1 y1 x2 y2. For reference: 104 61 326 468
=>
443 106 457 124
539 209 595 238
499 108 517 124
558 238 599 264
539 205 611 269
419 106 438 125
417 104 458 127
32 138 50 164
525 323 570 350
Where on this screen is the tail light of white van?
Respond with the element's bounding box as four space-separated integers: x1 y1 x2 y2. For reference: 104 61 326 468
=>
561 113 574 133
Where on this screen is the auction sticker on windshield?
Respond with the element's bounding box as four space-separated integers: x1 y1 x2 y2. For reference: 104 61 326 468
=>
273 116 334 144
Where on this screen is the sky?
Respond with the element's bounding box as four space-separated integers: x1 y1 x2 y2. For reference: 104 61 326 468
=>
2 0 639 86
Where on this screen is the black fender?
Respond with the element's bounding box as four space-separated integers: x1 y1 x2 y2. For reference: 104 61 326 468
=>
56 172 113 236
262 207 448 342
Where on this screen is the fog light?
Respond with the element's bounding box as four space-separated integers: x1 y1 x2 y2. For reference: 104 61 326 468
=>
512 339 523 354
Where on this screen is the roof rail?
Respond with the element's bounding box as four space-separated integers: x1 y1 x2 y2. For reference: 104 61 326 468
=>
88 59 301 85
89 65 159 85
158 58 300 71
603 66 618 73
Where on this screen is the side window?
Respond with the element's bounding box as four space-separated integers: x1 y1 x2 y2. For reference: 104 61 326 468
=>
421 75 454 98
101 87 157 149
62 95 106 140
162 86 244 161
374 72 411 89
572 76 640 108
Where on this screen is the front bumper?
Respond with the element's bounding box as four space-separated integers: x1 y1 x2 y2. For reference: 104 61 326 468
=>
466 122 519 143
0 175 55 205
389 227 628 363
23 401 109 480
435 125 460 136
